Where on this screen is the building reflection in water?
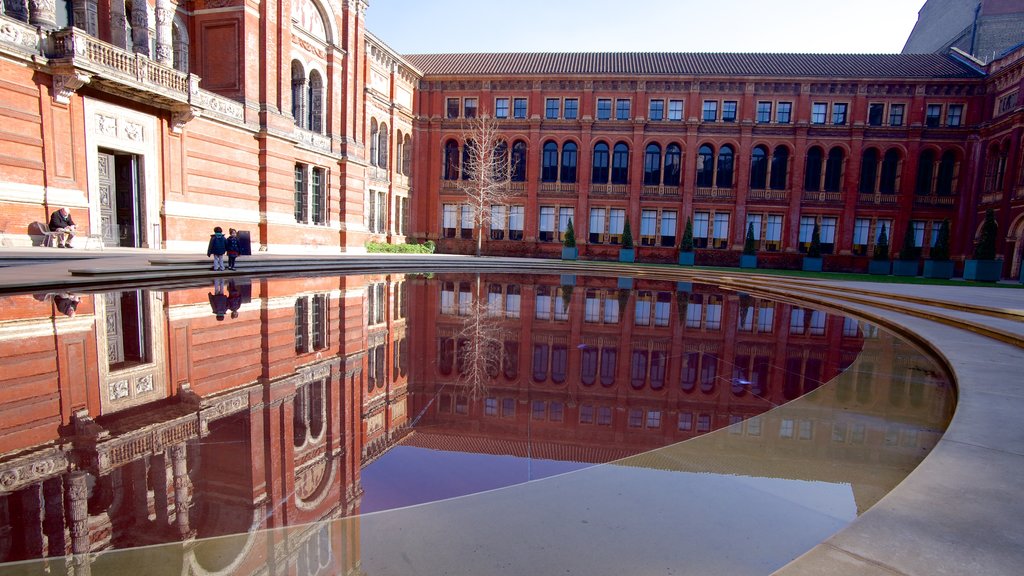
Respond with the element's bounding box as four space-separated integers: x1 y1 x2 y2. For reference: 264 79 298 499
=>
0 273 952 574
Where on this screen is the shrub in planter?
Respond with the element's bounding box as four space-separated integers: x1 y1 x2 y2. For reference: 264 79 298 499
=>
740 222 758 268
892 224 920 277
869 223 891 275
965 209 1001 282
803 222 823 272
619 220 635 263
678 217 695 266
923 219 954 279
561 217 578 260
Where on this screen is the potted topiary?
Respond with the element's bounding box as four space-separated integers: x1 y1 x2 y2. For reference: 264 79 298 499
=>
869 223 891 275
561 217 578 260
619 220 635 263
892 224 920 277
802 222 823 272
678 217 695 266
964 209 1001 282
923 219 954 279
740 222 758 268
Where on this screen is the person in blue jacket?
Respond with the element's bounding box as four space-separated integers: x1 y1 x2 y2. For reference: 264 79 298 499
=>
207 226 227 271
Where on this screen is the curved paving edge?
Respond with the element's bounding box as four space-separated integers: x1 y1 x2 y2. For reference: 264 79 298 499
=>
1 252 1023 575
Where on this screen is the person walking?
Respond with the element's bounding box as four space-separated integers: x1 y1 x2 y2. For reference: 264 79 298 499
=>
207 226 227 271
225 228 242 270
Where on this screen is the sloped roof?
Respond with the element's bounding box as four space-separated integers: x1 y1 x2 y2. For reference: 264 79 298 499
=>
402 52 984 79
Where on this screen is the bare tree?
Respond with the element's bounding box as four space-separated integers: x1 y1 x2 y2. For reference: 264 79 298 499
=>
453 115 517 256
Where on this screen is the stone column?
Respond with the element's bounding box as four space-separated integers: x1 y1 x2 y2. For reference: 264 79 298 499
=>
67 471 91 576
149 452 169 527
109 0 128 50
28 0 57 29
43 477 67 557
154 0 173 66
71 0 98 35
3 0 28 22
130 0 150 57
128 459 150 528
17 483 45 559
169 444 193 539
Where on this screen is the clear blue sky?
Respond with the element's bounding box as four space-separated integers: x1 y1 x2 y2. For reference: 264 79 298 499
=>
365 0 926 55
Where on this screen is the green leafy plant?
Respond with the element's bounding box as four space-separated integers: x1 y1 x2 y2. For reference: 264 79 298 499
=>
930 219 950 261
680 217 694 252
743 223 757 255
366 240 436 254
872 224 890 261
621 220 634 250
899 224 919 261
808 222 822 258
973 209 998 260
563 217 576 248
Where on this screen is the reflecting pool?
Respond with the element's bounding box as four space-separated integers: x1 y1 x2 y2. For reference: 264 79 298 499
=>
0 271 954 574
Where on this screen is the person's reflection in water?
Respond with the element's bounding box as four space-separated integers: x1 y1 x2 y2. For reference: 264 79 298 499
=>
227 280 242 319
54 292 81 317
209 278 228 321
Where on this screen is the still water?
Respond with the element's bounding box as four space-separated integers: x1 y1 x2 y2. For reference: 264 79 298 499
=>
0 271 953 574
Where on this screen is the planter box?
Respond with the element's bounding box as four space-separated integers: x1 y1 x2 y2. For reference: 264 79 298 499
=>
619 248 635 263
868 260 891 275
923 260 954 280
561 247 578 260
892 260 919 277
617 277 634 290
559 274 576 287
740 254 758 269
964 259 1002 282
802 257 823 272
676 282 692 293
678 251 695 266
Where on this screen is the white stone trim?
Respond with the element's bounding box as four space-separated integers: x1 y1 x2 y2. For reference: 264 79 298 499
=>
163 200 262 223
0 181 89 207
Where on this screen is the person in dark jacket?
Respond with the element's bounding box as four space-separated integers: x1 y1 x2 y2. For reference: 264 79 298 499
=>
209 280 228 321
48 207 76 248
207 226 227 271
225 228 242 270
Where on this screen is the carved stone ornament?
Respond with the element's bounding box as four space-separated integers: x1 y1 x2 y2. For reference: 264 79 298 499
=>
170 106 199 133
52 72 91 105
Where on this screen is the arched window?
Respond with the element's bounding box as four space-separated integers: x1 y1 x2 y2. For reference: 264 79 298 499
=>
308 70 324 133
879 149 900 194
443 139 459 180
611 142 629 185
462 139 475 180
749 145 768 189
664 144 682 186
369 119 379 167
696 144 714 187
804 147 823 191
172 17 189 73
541 140 559 182
643 143 662 186
915 149 936 195
395 131 404 175
378 122 389 171
770 146 789 190
561 142 578 183
493 140 508 180
824 147 844 192
937 150 958 196
403 134 412 177
291 60 307 129
592 142 609 183
511 141 527 182
717 145 734 189
859 148 879 193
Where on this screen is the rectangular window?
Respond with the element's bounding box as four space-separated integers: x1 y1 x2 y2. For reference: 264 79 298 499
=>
702 100 718 122
832 103 848 125
495 97 509 119
925 104 942 127
545 98 560 120
311 167 326 225
756 101 772 123
668 99 683 121
615 99 631 120
889 104 905 126
776 102 792 124
712 212 729 249
946 104 963 127
294 164 308 223
799 216 815 245
911 220 925 247
868 103 884 126
660 211 677 247
609 208 625 244
812 102 827 124
597 98 612 120
558 207 574 242
539 206 556 242
693 211 710 248
460 204 473 239
649 99 664 121
640 210 657 246
589 208 606 244
513 98 528 119
765 214 782 250
446 98 460 119
678 412 693 432
746 214 762 249
564 98 579 120
820 216 837 252
442 204 457 238
509 206 525 240
853 218 870 255
464 97 478 118
722 100 737 122
490 204 506 240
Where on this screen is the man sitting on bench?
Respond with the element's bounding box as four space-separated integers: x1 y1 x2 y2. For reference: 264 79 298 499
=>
48 207 76 248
